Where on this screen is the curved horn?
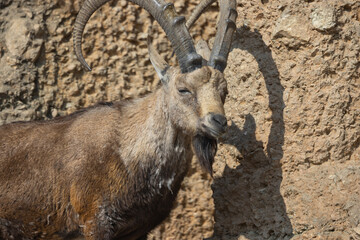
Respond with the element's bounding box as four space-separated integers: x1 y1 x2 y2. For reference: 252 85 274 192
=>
73 0 202 73
208 0 237 72
186 0 216 29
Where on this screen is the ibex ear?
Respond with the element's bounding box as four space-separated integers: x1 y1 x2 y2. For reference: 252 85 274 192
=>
195 40 211 63
148 36 170 84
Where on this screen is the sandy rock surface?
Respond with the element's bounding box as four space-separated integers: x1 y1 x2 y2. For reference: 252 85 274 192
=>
0 0 359 239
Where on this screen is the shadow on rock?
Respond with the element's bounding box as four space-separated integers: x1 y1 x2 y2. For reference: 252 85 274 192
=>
210 27 293 239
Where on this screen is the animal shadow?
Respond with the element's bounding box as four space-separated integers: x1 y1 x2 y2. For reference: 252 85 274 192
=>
210 27 293 239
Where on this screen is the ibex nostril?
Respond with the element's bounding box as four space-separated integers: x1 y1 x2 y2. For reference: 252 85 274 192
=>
212 114 227 128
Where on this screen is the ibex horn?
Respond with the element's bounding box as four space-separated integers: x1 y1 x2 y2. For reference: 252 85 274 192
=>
186 0 238 73
73 0 202 73
186 0 216 29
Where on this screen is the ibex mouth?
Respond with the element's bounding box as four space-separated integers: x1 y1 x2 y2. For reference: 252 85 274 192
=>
201 123 227 139
201 113 228 139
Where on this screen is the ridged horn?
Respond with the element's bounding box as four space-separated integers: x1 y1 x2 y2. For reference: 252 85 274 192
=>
186 0 216 29
185 0 238 72
208 0 237 72
73 0 202 73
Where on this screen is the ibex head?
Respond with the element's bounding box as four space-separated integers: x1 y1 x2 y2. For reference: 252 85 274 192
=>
148 38 228 135
73 0 237 174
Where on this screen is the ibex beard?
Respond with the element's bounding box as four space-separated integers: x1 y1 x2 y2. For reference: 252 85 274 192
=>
0 0 237 239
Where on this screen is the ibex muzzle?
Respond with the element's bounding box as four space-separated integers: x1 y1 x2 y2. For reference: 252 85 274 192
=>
0 0 237 239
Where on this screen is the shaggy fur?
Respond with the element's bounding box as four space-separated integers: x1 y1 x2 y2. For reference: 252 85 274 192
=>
0 66 227 240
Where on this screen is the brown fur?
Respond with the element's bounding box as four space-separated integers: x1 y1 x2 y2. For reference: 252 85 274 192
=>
0 66 227 240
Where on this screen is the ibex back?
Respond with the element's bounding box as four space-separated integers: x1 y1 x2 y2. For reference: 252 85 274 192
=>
0 0 237 239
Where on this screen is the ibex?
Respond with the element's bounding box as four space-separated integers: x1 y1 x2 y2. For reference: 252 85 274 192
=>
0 0 237 239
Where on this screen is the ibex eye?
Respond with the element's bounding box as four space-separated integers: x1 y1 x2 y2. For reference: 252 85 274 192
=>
178 88 192 95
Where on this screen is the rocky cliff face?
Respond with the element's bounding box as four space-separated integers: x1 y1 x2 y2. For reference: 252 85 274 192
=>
0 0 359 239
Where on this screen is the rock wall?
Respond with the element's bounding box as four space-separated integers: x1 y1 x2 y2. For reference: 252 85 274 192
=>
0 0 359 239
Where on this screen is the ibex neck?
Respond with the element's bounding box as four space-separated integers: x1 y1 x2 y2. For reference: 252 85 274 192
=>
118 89 191 168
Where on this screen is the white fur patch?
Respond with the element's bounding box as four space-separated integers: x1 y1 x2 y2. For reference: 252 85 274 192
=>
158 173 175 194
